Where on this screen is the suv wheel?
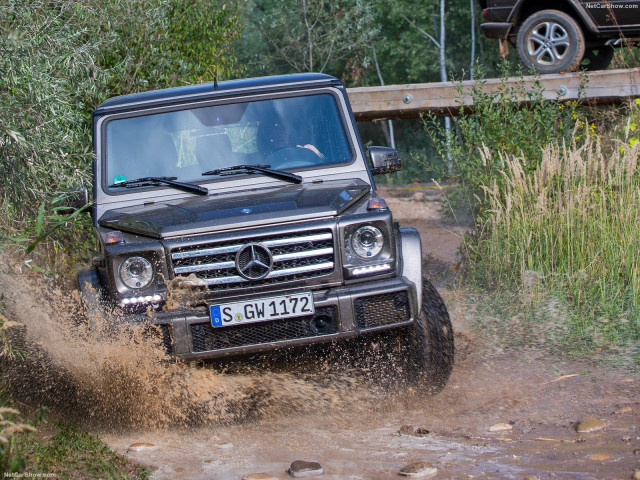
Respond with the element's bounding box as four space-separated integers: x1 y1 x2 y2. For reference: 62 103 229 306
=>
516 9 586 74
400 279 454 392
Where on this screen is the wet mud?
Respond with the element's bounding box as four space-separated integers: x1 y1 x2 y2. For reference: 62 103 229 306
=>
1 186 639 479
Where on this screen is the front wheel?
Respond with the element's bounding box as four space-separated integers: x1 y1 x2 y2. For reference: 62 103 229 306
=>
516 10 585 74
401 279 454 392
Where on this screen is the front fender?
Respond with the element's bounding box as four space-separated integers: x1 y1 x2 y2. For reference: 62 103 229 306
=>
397 225 422 307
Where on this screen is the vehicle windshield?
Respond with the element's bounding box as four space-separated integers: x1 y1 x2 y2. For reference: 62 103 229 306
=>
104 93 353 189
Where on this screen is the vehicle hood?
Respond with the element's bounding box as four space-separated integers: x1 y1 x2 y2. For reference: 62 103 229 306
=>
98 179 370 238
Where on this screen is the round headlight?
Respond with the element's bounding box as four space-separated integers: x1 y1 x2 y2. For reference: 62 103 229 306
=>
119 256 153 289
351 225 384 258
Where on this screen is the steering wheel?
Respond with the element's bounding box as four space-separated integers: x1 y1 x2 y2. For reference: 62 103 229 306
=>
265 147 322 169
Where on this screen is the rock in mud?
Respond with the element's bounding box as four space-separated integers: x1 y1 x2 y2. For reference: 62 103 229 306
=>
588 453 611 461
287 460 323 478
128 442 157 452
398 461 437 477
214 442 234 450
242 474 277 480
575 416 605 433
398 425 430 436
489 423 513 432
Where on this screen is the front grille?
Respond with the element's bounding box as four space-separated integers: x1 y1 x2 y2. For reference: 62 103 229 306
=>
190 306 336 352
354 291 411 329
170 230 334 290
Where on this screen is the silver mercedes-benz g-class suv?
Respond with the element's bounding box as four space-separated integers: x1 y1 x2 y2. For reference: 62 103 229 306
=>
77 73 454 390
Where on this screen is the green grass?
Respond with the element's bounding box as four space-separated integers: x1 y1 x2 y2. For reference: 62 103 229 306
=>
18 421 151 480
462 129 640 366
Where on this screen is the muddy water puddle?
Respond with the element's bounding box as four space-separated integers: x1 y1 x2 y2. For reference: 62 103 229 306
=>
101 343 640 479
103 405 640 479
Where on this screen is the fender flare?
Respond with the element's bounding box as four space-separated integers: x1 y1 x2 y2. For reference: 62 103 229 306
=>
397 225 423 308
509 0 599 34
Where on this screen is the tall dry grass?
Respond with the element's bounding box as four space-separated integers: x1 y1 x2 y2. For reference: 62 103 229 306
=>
464 132 640 357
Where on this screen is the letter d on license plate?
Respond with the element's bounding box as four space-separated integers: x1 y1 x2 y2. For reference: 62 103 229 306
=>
210 292 314 327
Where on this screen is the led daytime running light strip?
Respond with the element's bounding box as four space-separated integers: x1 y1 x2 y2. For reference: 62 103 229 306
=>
120 294 164 306
351 263 392 276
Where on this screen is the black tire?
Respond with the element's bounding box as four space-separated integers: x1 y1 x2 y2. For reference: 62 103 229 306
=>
581 45 614 71
402 279 454 392
516 10 586 74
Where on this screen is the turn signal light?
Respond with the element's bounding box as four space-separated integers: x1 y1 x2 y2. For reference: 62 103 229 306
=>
105 231 124 245
367 198 388 210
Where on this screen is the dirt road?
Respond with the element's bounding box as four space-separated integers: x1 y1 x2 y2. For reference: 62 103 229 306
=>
101 188 640 479
2 186 639 479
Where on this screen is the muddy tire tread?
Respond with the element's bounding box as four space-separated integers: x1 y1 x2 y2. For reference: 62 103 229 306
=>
413 279 454 391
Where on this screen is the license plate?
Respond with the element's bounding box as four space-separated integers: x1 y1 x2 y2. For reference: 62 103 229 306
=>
210 292 315 328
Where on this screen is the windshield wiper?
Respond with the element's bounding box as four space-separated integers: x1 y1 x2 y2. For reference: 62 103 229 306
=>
108 176 209 195
201 164 302 184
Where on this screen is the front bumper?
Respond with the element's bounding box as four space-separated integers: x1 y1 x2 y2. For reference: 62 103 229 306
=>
149 276 418 361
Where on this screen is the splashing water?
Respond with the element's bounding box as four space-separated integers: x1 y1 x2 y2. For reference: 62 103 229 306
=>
0 256 380 429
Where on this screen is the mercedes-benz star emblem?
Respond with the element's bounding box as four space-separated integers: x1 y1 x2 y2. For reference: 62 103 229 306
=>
235 243 273 280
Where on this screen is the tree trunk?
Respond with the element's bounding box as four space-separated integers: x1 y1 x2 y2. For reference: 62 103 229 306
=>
470 0 476 80
439 0 452 173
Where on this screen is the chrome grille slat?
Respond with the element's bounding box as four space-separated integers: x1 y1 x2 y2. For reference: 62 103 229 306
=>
272 247 333 262
263 232 332 247
174 260 235 275
172 244 243 260
170 229 335 289
269 261 334 278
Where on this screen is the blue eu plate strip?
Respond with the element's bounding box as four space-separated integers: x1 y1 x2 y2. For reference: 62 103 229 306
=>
210 305 223 327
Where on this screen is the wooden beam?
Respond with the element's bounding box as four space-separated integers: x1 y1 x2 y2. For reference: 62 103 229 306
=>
347 68 640 121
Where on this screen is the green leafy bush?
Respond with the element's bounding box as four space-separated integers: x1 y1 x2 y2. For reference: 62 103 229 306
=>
0 1 107 222
425 68 582 219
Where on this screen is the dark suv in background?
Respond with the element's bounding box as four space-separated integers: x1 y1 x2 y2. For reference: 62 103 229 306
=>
479 0 640 73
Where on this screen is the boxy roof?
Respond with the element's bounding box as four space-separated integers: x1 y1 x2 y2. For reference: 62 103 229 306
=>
94 73 342 116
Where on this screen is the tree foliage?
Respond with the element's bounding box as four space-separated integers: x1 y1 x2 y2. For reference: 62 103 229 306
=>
0 1 107 221
96 0 242 95
237 0 378 77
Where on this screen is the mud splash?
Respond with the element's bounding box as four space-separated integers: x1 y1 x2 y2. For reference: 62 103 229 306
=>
0 255 377 429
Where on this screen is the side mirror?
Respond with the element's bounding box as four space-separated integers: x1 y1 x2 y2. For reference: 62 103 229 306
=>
53 186 90 214
369 146 401 175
